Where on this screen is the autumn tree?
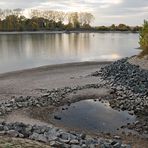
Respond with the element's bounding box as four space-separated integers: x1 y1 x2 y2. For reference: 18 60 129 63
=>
79 12 94 28
0 9 95 31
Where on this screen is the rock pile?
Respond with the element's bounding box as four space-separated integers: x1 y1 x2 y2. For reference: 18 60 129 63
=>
100 58 148 96
0 84 107 116
0 122 131 148
0 80 133 147
92 58 148 135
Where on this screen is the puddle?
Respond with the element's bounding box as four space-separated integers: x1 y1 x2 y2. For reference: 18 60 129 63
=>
46 100 136 133
4 99 136 134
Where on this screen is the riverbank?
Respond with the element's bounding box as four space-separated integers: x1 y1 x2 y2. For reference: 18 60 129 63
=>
92 57 148 135
0 61 111 102
0 57 147 147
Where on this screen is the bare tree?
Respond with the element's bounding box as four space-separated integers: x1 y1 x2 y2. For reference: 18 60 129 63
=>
13 8 23 17
79 12 94 27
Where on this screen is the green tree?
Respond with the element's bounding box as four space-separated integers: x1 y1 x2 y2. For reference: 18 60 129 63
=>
0 9 94 31
139 20 148 54
65 22 73 31
110 24 116 31
117 24 129 31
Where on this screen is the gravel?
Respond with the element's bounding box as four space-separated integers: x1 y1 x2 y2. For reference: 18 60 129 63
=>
0 57 147 147
0 84 109 116
0 122 131 148
0 82 132 147
92 58 148 135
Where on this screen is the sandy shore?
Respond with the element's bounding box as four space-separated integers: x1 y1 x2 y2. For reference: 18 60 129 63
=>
0 59 147 147
0 61 111 102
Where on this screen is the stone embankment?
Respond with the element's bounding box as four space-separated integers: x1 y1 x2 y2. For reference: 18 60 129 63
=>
92 58 148 135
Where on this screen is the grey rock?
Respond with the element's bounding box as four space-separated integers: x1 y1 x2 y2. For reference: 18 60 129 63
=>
121 144 131 148
29 132 39 140
113 142 121 148
50 141 63 147
54 115 61 120
58 132 71 143
81 144 87 148
18 133 24 138
114 136 121 140
0 124 4 131
70 139 79 144
7 130 19 137
0 131 5 136
38 134 48 143
71 145 81 148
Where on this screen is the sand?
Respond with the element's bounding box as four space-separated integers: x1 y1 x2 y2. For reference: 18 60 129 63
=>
0 61 110 102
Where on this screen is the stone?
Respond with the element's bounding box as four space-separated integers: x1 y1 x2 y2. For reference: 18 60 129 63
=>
113 142 121 148
18 133 24 138
71 145 81 148
63 143 71 148
0 124 4 131
54 115 61 120
79 133 86 139
0 131 5 136
50 141 63 147
114 136 121 140
70 139 79 144
29 132 39 140
121 144 131 148
81 144 87 148
58 132 70 143
37 134 48 143
25 125 32 133
0 112 2 116
101 142 110 148
7 130 19 137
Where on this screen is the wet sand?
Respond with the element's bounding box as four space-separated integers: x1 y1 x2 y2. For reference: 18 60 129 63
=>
0 61 111 102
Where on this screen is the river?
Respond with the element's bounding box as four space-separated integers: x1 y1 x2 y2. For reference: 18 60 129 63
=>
0 32 140 73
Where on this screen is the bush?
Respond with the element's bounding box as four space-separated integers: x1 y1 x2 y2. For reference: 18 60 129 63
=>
139 20 148 54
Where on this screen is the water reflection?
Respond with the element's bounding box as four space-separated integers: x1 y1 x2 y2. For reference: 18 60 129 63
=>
27 100 136 133
0 33 140 73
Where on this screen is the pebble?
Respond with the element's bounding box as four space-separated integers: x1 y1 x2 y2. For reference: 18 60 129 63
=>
0 122 131 147
0 57 147 147
92 58 148 135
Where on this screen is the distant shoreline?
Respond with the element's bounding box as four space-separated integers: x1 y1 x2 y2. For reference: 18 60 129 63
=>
0 30 139 35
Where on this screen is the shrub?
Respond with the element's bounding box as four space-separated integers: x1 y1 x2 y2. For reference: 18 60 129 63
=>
139 20 148 54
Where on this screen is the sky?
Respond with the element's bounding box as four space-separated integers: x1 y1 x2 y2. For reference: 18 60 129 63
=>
0 0 148 26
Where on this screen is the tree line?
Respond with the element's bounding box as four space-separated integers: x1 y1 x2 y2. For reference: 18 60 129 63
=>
0 9 94 31
0 9 141 32
95 24 141 32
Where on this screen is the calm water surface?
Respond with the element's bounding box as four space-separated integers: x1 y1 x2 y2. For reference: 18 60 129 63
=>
53 100 136 133
0 33 140 73
29 100 136 133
